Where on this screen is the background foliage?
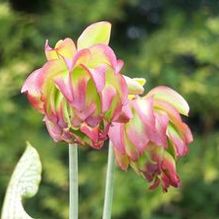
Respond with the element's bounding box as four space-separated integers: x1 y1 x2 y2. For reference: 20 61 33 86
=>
0 0 219 218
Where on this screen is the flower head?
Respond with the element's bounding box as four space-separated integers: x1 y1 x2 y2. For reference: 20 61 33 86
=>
109 86 193 191
22 22 130 148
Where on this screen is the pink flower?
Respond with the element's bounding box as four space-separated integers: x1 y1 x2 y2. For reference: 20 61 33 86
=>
22 22 129 148
109 86 193 191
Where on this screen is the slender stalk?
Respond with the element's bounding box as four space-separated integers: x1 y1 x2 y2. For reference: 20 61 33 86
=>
69 143 78 219
102 141 115 219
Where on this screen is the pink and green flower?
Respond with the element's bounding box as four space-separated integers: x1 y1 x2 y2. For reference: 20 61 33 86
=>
22 22 129 148
109 86 193 191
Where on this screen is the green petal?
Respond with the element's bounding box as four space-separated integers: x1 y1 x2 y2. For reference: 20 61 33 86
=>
146 86 190 116
77 21 111 49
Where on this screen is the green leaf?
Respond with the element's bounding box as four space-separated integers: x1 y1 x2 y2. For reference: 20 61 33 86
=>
1 143 42 219
77 21 111 49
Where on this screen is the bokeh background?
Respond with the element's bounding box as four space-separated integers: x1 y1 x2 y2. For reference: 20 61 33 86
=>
1 0 219 218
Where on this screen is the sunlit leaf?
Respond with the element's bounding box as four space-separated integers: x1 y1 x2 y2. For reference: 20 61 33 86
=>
1 143 42 219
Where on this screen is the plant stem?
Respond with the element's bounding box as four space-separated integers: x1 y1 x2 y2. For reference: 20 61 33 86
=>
102 141 115 219
69 143 78 219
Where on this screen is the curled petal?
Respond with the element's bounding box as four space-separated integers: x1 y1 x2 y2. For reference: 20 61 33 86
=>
45 38 76 60
124 76 145 95
83 65 106 92
167 124 189 156
44 116 72 143
73 49 91 68
80 123 99 145
153 99 182 123
21 68 44 112
161 152 180 191
146 86 190 116
115 102 133 123
116 59 124 74
182 123 193 144
114 147 129 171
73 45 117 73
88 44 118 70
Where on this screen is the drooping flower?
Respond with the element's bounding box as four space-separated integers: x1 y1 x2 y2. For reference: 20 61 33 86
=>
21 21 135 148
109 86 193 191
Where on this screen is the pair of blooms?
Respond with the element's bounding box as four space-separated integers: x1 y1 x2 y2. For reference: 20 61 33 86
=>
22 22 193 191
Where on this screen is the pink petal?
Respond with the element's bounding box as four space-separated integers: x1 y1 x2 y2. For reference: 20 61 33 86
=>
161 152 180 190
108 122 126 154
116 59 124 74
125 111 149 153
154 112 169 148
88 44 117 70
154 99 193 145
101 85 116 113
149 177 161 190
113 147 130 171
72 78 87 110
80 123 99 144
133 97 158 144
73 49 91 68
82 64 106 92
123 131 140 161
153 99 182 123
182 123 193 144
21 68 44 112
85 115 101 127
167 126 189 156
54 75 73 102
114 102 133 123
69 65 91 111
119 74 129 105
76 103 96 121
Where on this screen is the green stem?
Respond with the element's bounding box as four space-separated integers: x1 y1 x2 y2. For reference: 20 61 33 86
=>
102 141 115 219
69 143 78 219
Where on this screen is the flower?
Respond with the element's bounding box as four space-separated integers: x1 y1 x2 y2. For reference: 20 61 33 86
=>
21 21 132 148
109 86 193 191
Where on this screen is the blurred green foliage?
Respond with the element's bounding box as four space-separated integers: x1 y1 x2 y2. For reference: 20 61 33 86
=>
0 0 219 218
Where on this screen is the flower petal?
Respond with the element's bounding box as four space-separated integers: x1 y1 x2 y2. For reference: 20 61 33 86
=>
133 98 159 144
113 147 129 170
83 65 106 92
80 123 99 144
124 76 145 95
161 152 180 191
154 112 169 148
45 38 76 60
109 122 126 153
101 85 116 113
77 21 111 49
146 86 190 116
21 68 44 112
167 124 189 156
126 110 149 153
